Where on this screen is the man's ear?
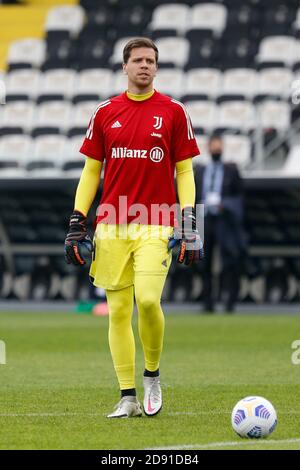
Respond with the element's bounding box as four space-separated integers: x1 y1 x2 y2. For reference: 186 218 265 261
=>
123 63 127 75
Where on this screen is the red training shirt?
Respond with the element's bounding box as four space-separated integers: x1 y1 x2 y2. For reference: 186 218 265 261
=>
80 90 199 226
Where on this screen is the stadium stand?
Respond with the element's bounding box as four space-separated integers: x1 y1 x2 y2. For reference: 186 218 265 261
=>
0 0 299 176
1 0 300 303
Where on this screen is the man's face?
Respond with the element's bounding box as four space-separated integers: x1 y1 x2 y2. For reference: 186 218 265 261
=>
123 47 157 89
209 138 223 158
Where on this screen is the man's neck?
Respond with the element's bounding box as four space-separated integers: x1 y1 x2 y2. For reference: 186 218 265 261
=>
126 89 155 101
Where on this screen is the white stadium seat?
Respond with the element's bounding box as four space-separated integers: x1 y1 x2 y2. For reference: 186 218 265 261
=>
39 69 77 98
111 37 132 65
62 135 85 173
35 101 72 131
149 4 190 34
45 5 85 37
31 135 67 163
7 38 46 67
155 37 190 67
72 101 100 128
154 69 184 98
223 134 251 169
257 36 297 66
257 100 290 132
185 100 217 132
77 69 113 99
193 134 210 166
257 68 293 99
0 71 5 104
185 68 222 98
5 69 41 98
189 3 227 36
218 100 256 132
221 69 258 99
0 135 32 166
63 135 85 160
112 71 127 96
1 101 35 131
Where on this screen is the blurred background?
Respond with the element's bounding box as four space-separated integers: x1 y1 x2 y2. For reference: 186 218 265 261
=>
0 0 300 309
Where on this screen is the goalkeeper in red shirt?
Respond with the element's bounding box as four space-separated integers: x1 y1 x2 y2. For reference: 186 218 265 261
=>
65 38 203 418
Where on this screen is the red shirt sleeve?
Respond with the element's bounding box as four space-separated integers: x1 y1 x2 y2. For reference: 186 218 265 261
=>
79 107 106 162
171 102 200 163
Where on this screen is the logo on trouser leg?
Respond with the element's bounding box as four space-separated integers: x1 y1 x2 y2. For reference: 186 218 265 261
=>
161 259 168 267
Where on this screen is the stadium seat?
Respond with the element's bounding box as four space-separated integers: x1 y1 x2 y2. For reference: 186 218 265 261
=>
1 101 35 132
217 100 256 132
112 70 128 96
223 134 252 169
256 67 293 100
62 135 85 172
72 100 100 129
77 35 114 70
256 36 297 66
45 5 86 37
183 68 222 100
5 69 41 98
110 37 134 65
154 37 190 67
45 35 75 69
257 99 290 132
193 134 210 166
221 68 258 100
0 135 32 168
76 69 113 101
185 100 217 133
30 134 67 170
34 101 72 132
154 68 184 98
0 72 5 104
38 69 77 99
7 39 46 68
149 4 190 34
189 3 227 37
221 38 258 69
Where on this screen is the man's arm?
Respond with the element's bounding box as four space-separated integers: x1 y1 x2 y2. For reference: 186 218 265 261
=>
65 157 102 265
175 158 195 209
74 157 103 215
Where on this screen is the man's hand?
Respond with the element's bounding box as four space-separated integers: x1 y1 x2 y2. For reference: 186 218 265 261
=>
64 210 93 266
168 207 204 265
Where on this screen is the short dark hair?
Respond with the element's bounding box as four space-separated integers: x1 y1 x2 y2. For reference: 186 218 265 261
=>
123 37 159 64
209 133 223 143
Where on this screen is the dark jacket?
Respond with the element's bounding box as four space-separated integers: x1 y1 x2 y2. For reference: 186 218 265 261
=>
194 162 247 256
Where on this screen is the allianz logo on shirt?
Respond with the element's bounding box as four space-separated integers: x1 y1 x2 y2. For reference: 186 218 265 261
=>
111 147 164 163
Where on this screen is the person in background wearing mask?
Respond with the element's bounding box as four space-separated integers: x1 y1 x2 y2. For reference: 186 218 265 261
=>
194 134 245 313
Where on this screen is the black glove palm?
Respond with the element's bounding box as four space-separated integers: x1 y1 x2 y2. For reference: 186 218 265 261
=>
168 207 204 265
64 210 93 266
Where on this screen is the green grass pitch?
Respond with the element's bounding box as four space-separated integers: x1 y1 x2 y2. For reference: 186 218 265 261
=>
0 311 300 450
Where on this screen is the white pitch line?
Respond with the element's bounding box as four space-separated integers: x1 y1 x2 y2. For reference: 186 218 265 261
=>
0 413 105 417
1 410 300 418
149 438 300 450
